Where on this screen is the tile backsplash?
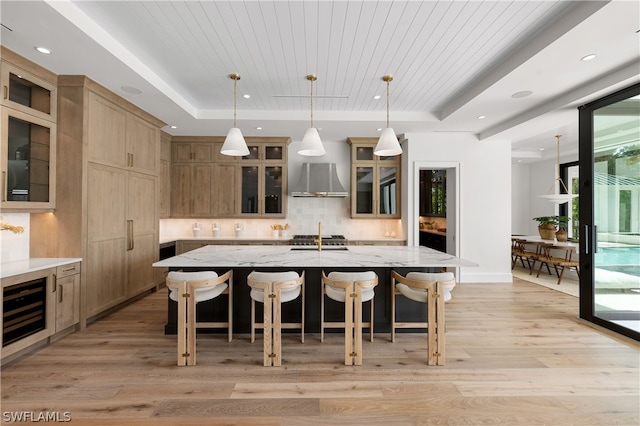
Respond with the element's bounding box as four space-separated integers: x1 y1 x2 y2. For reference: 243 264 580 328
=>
0 213 30 262
160 197 404 241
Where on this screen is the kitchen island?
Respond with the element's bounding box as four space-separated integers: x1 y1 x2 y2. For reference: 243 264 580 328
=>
153 245 477 334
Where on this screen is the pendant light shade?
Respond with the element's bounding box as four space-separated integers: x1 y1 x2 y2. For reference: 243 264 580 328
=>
298 74 325 156
221 73 249 156
375 74 402 156
539 135 578 204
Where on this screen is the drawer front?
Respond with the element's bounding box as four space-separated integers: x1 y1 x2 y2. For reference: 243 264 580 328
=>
56 262 80 279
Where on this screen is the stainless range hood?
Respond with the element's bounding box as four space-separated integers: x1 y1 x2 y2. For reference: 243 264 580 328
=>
291 163 348 197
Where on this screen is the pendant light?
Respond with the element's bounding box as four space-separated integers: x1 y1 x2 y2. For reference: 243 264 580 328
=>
298 74 325 156
374 74 402 156
539 135 578 204
220 73 249 156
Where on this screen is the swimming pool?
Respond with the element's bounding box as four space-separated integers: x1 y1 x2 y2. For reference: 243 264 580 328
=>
596 246 640 277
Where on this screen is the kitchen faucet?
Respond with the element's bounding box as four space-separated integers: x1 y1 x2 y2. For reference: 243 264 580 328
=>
313 221 322 251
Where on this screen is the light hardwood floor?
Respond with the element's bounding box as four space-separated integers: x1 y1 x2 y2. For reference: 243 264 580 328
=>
1 278 638 425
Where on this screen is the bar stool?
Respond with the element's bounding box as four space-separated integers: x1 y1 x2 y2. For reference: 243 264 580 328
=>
247 270 305 367
321 270 378 366
166 270 233 366
390 270 448 365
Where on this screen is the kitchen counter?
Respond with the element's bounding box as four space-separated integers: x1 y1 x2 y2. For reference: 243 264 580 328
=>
155 245 476 335
0 258 82 280
153 244 476 269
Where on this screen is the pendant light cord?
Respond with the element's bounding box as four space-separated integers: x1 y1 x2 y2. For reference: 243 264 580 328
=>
550 134 570 194
386 79 390 128
310 77 314 128
233 77 238 128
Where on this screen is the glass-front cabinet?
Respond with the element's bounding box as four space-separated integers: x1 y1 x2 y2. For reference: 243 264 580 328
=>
347 138 400 218
1 51 57 211
1 103 56 211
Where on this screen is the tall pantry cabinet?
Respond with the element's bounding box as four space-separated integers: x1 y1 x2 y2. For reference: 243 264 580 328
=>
31 76 165 325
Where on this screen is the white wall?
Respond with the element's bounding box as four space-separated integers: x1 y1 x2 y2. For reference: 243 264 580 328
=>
403 132 512 283
512 154 578 236
0 212 30 262
511 162 531 235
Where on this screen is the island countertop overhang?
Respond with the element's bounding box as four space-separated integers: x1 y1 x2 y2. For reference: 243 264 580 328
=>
153 245 478 269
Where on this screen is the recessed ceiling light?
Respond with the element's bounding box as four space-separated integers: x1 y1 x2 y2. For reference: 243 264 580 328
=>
376 128 383 131
121 86 142 95
373 95 381 100
34 46 51 54
539 148 545 151
170 125 177 129
511 90 533 98
243 94 250 99
581 54 597 61
477 115 486 119
256 127 262 130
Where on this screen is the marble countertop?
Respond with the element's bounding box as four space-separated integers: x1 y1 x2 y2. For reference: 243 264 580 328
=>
1 258 82 279
153 245 477 269
160 236 407 245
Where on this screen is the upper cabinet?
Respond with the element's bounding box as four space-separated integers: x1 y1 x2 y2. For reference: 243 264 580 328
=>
0 47 57 211
347 137 401 219
0 54 57 123
169 136 289 218
86 92 158 175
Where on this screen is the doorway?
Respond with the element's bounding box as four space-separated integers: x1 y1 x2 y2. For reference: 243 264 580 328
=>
412 162 460 259
578 82 640 341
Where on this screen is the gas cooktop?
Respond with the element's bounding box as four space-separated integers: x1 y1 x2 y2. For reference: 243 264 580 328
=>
290 234 347 246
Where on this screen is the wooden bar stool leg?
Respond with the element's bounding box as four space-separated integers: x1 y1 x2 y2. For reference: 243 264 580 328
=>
177 281 187 366
369 297 374 342
273 289 282 367
186 283 197 366
250 298 256 343
344 288 354 366
435 283 445 366
354 289 363 366
263 289 273 367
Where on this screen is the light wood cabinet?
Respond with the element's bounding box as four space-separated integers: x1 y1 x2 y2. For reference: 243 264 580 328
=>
0 47 57 122
347 137 401 219
87 92 158 174
169 136 289 218
159 132 171 218
238 138 289 218
54 262 81 333
0 47 57 212
30 75 165 326
1 261 81 361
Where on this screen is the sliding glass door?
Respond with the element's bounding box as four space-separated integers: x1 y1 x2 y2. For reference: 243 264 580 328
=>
578 83 640 341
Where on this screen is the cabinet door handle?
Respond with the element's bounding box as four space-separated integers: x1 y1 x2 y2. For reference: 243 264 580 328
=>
127 220 134 251
53 273 57 292
3 85 7 100
130 153 134 167
62 266 76 273
59 285 63 303
2 171 6 202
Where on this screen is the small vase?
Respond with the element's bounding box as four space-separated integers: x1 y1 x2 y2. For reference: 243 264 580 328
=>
556 228 568 242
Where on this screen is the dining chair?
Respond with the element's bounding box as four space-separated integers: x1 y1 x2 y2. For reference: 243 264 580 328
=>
536 244 580 284
320 270 378 366
247 270 305 367
390 270 449 366
166 270 233 366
